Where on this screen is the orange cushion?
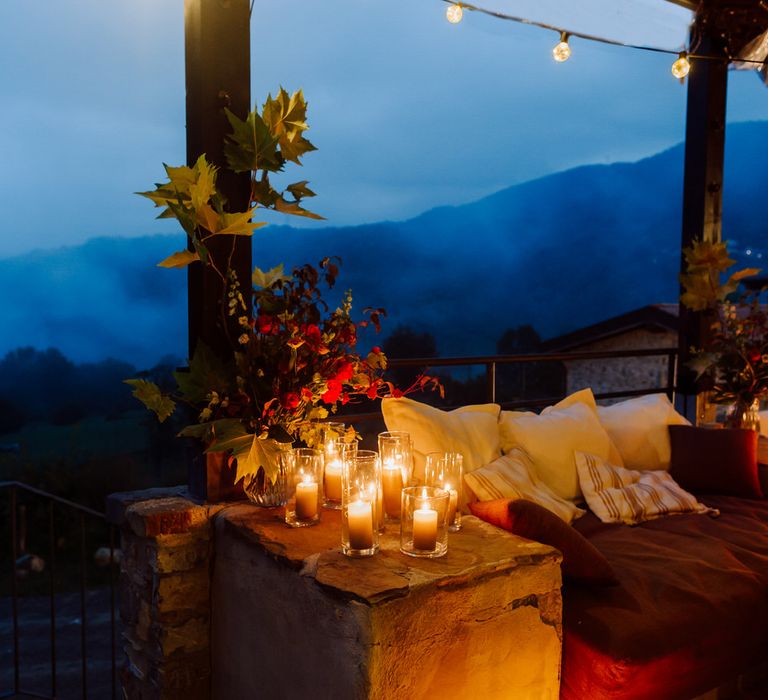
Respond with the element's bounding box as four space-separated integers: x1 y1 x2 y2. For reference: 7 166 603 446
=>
469 498 618 585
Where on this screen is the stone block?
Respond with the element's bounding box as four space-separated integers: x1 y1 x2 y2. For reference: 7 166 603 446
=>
212 509 562 700
152 531 211 574
155 569 211 612
126 498 211 538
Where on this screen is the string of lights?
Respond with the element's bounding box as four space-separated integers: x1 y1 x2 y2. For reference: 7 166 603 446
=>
440 0 767 79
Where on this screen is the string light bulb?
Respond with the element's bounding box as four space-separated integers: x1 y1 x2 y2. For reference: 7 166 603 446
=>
671 52 691 79
552 32 571 63
446 3 463 24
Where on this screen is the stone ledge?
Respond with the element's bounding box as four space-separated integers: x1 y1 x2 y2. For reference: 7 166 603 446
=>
107 486 190 526
215 506 562 607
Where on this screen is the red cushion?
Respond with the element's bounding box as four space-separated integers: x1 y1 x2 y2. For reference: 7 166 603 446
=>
669 425 762 499
469 498 618 585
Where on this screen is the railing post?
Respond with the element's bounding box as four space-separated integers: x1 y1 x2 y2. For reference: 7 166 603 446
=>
485 362 497 404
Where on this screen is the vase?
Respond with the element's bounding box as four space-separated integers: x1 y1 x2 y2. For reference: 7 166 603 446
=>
724 398 761 432
241 440 293 507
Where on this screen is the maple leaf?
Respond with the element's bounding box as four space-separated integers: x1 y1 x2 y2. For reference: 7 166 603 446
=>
252 264 290 289
157 250 200 269
124 380 175 423
174 342 232 404
224 108 280 173
262 88 317 164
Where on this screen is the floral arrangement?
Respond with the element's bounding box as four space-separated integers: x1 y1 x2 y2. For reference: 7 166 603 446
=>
126 88 440 484
680 239 767 406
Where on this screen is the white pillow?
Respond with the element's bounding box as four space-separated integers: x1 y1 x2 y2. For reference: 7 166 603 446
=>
575 451 718 525
499 402 623 501
381 397 501 483
596 394 690 471
464 448 585 523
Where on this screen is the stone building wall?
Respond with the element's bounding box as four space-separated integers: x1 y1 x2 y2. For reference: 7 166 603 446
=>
562 329 677 402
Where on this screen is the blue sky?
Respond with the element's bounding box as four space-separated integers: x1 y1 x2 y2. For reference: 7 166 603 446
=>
1 0 766 258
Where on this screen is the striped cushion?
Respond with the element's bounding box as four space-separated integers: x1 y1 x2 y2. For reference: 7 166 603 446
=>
575 451 719 525
464 449 585 523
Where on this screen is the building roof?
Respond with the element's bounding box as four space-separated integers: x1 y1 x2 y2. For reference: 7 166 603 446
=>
541 304 679 352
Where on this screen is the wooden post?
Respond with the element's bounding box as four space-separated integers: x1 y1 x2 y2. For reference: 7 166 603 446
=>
185 0 252 361
677 26 729 399
184 0 251 500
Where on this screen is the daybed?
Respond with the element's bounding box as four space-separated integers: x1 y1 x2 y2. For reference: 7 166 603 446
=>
381 391 768 700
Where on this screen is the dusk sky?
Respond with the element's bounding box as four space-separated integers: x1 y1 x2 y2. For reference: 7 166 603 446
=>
1 0 767 258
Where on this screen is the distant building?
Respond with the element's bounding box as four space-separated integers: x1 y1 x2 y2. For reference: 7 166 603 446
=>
541 305 678 402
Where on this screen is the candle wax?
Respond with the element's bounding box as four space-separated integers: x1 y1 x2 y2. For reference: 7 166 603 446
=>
295 481 318 520
347 500 374 550
382 465 403 517
324 460 342 502
412 507 438 550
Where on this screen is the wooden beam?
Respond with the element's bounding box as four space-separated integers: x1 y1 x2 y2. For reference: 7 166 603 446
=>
184 0 251 501
677 24 729 397
184 0 252 361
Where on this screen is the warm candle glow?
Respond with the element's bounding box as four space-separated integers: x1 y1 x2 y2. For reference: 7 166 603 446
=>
446 486 459 527
382 463 404 517
347 499 374 550
324 459 342 502
413 504 438 551
295 478 318 520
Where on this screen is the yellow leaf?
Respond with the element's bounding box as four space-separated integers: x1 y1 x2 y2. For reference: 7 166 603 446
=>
157 250 200 269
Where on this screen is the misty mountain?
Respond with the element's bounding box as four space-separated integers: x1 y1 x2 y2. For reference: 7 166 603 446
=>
1 121 766 369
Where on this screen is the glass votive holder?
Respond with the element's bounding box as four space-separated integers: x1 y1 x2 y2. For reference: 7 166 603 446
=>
425 452 463 532
378 431 413 522
285 448 322 528
399 486 449 558
341 452 380 557
324 438 357 510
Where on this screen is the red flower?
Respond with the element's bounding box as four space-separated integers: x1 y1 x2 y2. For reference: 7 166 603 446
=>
748 348 762 364
280 392 300 409
302 323 322 348
371 346 382 354
366 385 378 400
301 388 313 402
334 360 355 382
257 314 277 335
321 379 342 404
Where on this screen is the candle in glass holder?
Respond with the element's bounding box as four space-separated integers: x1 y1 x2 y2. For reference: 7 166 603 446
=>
347 499 374 550
324 459 343 502
382 461 404 517
445 483 459 527
295 477 318 520
412 502 438 550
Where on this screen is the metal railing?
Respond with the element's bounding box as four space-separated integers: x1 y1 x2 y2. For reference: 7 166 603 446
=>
1 481 118 700
343 346 679 423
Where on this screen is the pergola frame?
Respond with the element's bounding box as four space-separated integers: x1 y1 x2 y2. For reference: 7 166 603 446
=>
182 0 748 495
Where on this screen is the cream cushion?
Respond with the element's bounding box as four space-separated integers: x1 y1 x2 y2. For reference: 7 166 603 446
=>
381 397 501 483
464 448 585 523
596 394 690 471
500 388 598 452
499 402 623 501
575 451 718 525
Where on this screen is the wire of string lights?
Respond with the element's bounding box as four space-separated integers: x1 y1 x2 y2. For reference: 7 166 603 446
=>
439 0 767 74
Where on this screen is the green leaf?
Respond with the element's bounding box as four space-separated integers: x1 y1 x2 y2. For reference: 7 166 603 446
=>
179 418 243 443
157 249 200 269
252 264 290 289
174 342 232 404
278 134 317 165
224 108 281 173
124 379 175 423
273 197 324 220
251 177 281 208
286 180 316 200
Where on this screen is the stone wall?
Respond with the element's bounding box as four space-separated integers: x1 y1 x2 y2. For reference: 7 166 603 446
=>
563 328 677 402
107 487 223 700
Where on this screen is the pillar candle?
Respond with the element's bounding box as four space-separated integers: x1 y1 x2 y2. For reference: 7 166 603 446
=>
412 506 438 550
446 486 458 527
382 463 404 517
324 460 343 502
347 500 374 550
295 479 318 520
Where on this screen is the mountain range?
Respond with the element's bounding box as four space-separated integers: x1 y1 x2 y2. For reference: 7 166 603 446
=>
1 121 766 369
